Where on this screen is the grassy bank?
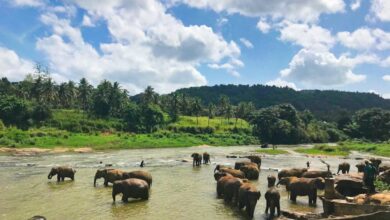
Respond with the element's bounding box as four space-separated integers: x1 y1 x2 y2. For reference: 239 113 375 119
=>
0 128 259 150
295 141 390 157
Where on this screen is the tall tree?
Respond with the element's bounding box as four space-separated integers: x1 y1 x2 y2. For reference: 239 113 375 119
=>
218 95 230 124
78 78 93 112
192 98 202 125
207 103 216 127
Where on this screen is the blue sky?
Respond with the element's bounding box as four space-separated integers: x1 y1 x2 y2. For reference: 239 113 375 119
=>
0 0 389 97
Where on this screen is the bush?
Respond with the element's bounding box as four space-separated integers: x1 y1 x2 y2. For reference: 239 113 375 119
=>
0 119 4 131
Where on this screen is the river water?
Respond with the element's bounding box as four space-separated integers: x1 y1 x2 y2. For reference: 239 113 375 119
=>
0 146 381 220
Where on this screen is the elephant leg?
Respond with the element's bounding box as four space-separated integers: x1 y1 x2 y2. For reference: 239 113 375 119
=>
276 201 281 216
265 200 269 214
290 192 296 202
61 177 65 181
270 205 275 217
313 190 317 205
71 174 74 181
238 200 245 209
122 195 128 203
104 179 108 187
57 176 60 182
217 185 223 197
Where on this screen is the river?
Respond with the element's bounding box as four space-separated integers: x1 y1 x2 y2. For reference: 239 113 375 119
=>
0 145 380 220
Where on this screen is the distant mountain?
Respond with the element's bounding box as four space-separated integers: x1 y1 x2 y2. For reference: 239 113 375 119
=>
171 84 390 121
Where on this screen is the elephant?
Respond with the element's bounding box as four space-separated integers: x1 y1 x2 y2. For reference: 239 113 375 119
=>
234 161 253 170
123 170 153 187
219 167 245 179
302 170 332 178
277 168 308 180
288 177 325 206
379 164 390 173
337 162 350 174
356 162 365 172
214 164 232 173
265 186 281 218
277 176 299 192
238 182 261 218
240 163 259 180
203 152 210 164
214 171 233 181
335 179 365 196
191 153 202 166
243 155 261 168
378 169 390 184
94 168 127 187
112 178 149 202
48 166 76 182
217 176 247 203
267 175 277 187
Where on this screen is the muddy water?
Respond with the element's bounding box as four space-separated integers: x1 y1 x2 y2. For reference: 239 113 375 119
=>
0 146 378 220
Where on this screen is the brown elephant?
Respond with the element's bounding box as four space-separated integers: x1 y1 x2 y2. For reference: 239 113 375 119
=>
94 168 127 187
244 155 261 168
335 178 365 196
277 168 307 180
369 158 382 170
203 152 210 164
356 162 365 172
238 182 261 218
112 178 149 202
191 153 202 166
240 163 259 180
302 170 332 178
214 164 232 173
123 170 152 187
289 177 325 206
219 176 247 203
276 176 299 192
267 175 277 187
337 162 350 174
48 166 76 182
378 169 390 184
265 186 281 217
234 161 252 170
219 167 245 179
214 171 233 181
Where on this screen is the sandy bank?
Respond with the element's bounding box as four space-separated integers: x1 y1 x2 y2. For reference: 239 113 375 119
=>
0 147 93 156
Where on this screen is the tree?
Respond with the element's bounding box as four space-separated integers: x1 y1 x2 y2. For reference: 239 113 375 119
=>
123 102 142 132
141 86 158 106
0 96 32 129
78 78 93 111
168 93 180 122
192 98 202 125
207 103 216 126
92 80 112 117
235 102 247 127
142 104 164 133
31 104 52 124
218 95 230 124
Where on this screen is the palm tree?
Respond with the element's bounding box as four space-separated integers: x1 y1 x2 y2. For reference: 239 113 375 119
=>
218 95 230 124
78 78 93 112
207 103 216 127
192 98 202 125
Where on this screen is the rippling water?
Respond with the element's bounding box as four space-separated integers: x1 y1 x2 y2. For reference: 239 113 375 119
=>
0 146 381 220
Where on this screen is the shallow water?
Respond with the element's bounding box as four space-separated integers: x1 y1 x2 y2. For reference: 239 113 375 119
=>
0 146 382 220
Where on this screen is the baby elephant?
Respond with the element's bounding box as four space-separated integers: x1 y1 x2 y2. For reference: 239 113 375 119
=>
112 178 150 202
48 166 76 182
238 182 261 218
265 187 281 217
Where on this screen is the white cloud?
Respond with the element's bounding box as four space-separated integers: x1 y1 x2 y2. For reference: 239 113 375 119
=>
370 0 390 22
217 17 228 27
382 56 390 67
279 22 335 51
172 0 345 23
35 1 242 94
383 93 390 99
0 46 34 81
383 75 390 81
239 38 253 48
81 15 95 27
8 0 44 7
280 49 366 87
350 0 361 11
257 19 271 33
266 78 298 90
337 28 390 51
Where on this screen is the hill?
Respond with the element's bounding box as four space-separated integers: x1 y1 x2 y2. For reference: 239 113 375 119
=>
171 84 390 121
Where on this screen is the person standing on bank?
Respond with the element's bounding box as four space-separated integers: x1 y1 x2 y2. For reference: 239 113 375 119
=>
363 159 377 194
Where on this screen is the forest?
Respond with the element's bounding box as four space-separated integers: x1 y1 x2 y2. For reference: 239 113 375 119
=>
0 68 390 150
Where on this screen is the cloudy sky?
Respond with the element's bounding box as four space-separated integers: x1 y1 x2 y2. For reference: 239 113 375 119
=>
0 0 389 96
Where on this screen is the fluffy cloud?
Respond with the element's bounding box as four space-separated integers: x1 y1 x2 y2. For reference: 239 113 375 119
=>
8 0 44 7
279 22 335 51
239 38 253 48
370 0 390 22
172 0 345 23
350 0 361 11
266 78 298 90
280 49 366 87
383 75 390 81
0 46 34 81
257 19 271 33
81 15 95 27
35 0 242 93
337 28 390 51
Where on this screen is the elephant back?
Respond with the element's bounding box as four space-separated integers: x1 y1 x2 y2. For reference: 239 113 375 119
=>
125 170 153 186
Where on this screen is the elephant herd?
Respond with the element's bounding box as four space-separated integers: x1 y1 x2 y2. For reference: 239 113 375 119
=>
47 166 153 203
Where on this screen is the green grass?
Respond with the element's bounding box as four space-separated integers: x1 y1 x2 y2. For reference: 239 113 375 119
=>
337 141 390 157
255 149 289 155
0 127 260 150
169 116 250 132
295 144 350 156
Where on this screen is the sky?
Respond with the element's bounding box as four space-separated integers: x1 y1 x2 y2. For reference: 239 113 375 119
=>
0 0 389 97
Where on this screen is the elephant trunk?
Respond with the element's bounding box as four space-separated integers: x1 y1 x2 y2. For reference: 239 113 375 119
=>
48 173 52 179
112 193 116 202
